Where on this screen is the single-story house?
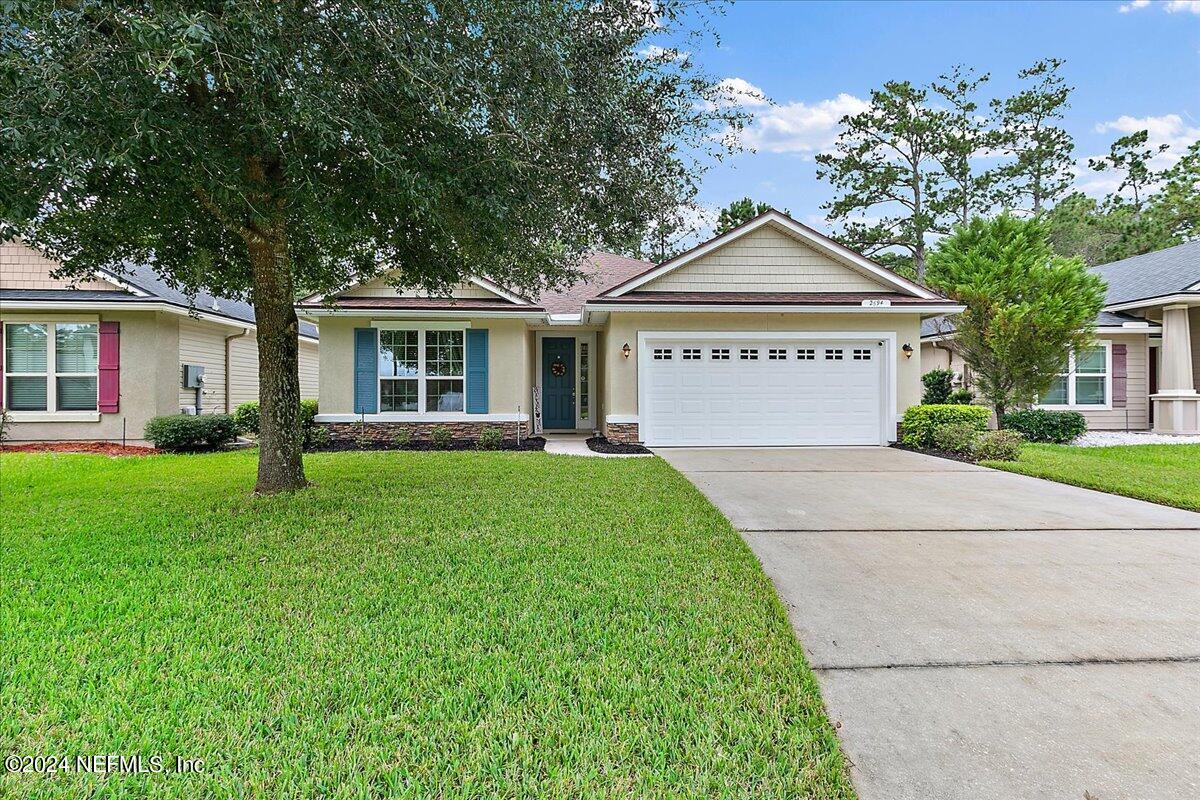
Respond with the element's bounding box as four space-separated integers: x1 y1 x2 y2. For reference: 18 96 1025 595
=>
1 241 319 444
298 210 962 447
922 238 1200 434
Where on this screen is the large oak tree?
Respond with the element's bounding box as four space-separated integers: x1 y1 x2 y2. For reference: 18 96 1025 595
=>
0 1 741 492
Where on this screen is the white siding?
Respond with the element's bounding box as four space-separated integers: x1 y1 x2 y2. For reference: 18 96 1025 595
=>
177 319 228 413
300 340 319 400
639 224 886 293
226 335 320 409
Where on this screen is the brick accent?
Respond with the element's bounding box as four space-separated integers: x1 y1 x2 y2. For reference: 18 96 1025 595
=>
319 421 522 443
605 422 641 443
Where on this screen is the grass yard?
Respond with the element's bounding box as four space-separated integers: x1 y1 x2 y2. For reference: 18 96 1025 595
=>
0 450 852 799
984 443 1200 512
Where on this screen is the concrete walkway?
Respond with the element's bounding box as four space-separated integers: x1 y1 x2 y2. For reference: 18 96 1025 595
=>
659 446 1200 800
541 433 652 458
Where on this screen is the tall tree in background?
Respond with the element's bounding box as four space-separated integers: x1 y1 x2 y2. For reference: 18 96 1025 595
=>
0 2 742 493
930 66 997 227
815 81 943 281
991 58 1075 214
1150 141 1200 241
715 197 786 234
1088 130 1169 211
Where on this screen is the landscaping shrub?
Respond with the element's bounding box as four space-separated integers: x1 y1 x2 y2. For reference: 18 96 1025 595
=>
144 414 237 452
305 426 330 450
0 408 10 444
900 404 990 448
477 427 503 451
430 426 453 450
921 369 954 405
946 388 974 405
974 429 1024 462
233 401 260 435
391 428 413 449
1000 409 1086 443
931 421 981 455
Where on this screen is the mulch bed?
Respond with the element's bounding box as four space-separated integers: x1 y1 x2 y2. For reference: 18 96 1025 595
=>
308 437 546 453
889 442 979 465
1 441 157 457
587 436 653 455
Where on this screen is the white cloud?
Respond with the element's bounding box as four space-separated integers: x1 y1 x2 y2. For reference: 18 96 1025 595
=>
1118 0 1151 11
737 93 869 155
712 77 770 108
638 44 690 61
1077 112 1200 197
1118 0 1200 13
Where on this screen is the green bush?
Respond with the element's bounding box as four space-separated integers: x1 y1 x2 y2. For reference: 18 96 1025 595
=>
1000 409 1086 443
946 388 974 405
391 428 413 449
144 414 237 452
974 429 1024 461
921 369 954 405
900 404 990 448
233 401 260 435
931 421 981 455
477 427 503 451
431 426 453 450
305 426 330 450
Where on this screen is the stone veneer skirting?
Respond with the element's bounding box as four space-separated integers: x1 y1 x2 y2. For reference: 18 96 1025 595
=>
605 423 641 443
319 421 522 443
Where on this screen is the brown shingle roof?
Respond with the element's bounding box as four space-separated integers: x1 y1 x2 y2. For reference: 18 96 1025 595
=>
536 251 653 315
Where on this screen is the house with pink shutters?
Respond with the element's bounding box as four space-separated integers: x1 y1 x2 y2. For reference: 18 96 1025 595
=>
1 241 319 444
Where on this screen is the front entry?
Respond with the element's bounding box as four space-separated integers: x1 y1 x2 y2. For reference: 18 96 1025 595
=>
542 337 576 429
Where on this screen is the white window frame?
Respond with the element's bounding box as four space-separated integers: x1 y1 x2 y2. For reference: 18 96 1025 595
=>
3 319 101 421
373 323 467 414
1037 341 1112 410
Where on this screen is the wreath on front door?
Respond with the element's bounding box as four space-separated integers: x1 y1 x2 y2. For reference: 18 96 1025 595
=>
550 358 566 377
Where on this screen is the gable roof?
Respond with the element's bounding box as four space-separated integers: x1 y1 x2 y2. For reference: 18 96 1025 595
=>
1091 239 1200 307
920 309 1159 340
600 209 942 301
536 251 653 315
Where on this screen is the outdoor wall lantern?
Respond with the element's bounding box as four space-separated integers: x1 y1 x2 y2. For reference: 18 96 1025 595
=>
622 343 632 359
902 343 914 359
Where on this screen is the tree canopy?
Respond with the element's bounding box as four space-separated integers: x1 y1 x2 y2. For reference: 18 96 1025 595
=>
0 1 742 491
715 197 784 235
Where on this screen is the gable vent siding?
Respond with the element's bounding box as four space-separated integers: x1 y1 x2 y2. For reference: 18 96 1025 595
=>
465 328 489 414
353 328 379 414
98 321 120 413
1112 344 1127 408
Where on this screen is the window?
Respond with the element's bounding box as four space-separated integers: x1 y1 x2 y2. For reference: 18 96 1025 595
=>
852 348 872 361
1040 345 1109 407
796 348 815 361
653 348 673 360
739 348 759 361
768 348 787 361
681 348 701 361
711 348 730 361
825 348 843 361
578 343 589 420
377 328 464 413
4 322 98 413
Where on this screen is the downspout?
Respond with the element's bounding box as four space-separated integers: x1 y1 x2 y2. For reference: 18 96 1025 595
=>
224 328 250 413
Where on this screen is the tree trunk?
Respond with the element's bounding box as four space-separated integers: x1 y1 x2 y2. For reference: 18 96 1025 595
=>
994 403 1006 426
914 241 926 283
246 230 307 494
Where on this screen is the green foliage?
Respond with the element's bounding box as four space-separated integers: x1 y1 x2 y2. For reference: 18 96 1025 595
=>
1152 141 1200 242
931 421 981 455
926 214 1107 419
900 404 990 448
1088 129 1168 210
431 426 453 450
233 402 261 435
304 426 331 451
391 428 413 449
946 388 975 405
0 408 10 444
921 369 955 404
144 414 237 452
973 429 1024 462
477 427 504 451
715 198 784 235
1000 409 1087 443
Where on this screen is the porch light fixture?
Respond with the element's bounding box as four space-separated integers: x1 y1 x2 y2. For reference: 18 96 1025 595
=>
622 343 631 359
902 343 914 359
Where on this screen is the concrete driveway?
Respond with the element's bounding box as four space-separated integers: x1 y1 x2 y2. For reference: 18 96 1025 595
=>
659 446 1200 800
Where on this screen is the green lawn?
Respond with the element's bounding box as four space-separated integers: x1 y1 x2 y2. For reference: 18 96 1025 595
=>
984 443 1200 511
0 450 852 799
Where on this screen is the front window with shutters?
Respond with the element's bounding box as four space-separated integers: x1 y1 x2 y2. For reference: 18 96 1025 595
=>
4 322 98 413
378 327 465 413
1038 344 1110 408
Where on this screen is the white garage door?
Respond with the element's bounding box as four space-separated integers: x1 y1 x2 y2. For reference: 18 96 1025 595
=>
641 337 886 447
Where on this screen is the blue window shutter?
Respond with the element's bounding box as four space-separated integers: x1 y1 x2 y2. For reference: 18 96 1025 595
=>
353 328 378 414
465 328 489 413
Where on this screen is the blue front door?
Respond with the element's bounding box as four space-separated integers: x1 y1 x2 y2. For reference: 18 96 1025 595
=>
542 337 576 429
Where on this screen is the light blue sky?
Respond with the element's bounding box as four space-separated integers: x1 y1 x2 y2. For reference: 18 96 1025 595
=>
673 0 1199 237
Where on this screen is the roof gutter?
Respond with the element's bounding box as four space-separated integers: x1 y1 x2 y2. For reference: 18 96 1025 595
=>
2 299 319 340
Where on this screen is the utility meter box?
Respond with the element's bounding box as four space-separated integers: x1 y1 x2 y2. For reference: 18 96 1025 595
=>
182 364 206 389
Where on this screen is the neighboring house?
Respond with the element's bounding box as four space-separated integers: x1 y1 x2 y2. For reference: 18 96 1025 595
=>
921 238 1200 434
298 210 961 447
1 241 319 444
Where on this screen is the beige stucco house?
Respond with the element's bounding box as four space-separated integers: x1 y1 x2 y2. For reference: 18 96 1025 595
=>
921 238 1200 434
299 211 962 446
1 241 319 444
